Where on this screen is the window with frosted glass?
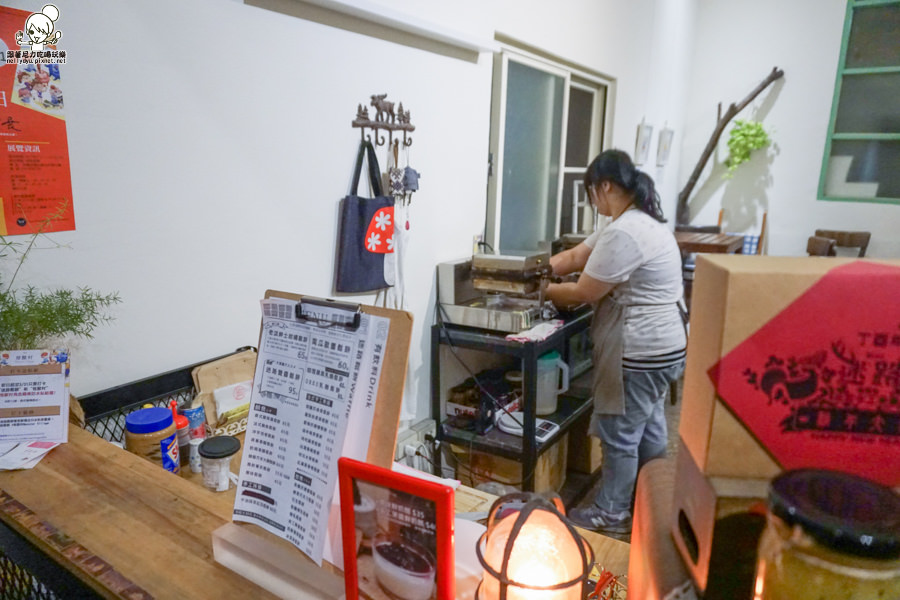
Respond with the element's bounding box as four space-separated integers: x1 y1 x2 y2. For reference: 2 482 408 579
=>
486 49 609 253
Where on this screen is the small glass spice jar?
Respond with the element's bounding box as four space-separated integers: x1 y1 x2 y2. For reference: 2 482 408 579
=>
753 468 900 600
198 435 240 492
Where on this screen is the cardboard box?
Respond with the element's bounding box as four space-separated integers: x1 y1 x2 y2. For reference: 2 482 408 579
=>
628 457 691 600
451 433 568 493
679 255 900 487
670 440 768 595
566 411 603 474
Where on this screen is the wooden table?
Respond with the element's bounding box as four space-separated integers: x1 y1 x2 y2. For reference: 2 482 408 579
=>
674 231 744 254
0 426 629 598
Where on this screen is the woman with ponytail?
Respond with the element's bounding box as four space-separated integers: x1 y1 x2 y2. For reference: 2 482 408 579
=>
546 149 685 535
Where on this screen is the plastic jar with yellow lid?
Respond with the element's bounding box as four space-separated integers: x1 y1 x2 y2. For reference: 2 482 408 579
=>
125 407 181 474
753 468 900 600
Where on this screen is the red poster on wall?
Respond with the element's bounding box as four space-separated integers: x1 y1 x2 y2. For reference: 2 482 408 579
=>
0 5 73 236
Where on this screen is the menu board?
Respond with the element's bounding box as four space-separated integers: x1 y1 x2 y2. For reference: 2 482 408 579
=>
233 297 389 564
0 5 74 235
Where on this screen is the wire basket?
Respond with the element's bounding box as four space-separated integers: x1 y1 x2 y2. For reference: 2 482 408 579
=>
0 555 58 600
80 349 249 444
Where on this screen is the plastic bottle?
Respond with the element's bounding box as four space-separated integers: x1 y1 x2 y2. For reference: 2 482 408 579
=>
536 351 569 415
125 407 180 474
170 401 191 470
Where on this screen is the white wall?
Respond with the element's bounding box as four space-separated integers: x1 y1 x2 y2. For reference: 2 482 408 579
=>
3 0 698 424
681 0 900 258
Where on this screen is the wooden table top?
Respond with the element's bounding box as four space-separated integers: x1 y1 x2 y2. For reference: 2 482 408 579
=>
674 231 744 254
0 426 630 598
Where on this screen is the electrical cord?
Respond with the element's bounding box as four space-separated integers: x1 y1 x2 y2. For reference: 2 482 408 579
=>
435 301 524 429
476 241 495 253
433 292 553 488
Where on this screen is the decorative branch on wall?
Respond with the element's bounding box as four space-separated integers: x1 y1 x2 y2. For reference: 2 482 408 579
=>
675 66 784 226
352 94 415 147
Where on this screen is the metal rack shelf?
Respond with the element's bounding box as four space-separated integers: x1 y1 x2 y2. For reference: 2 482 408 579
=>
431 307 593 491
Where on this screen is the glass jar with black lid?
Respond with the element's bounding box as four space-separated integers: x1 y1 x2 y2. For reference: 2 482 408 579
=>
754 468 900 600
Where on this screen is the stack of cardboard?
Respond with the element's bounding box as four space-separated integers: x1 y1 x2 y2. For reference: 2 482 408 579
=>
193 349 257 436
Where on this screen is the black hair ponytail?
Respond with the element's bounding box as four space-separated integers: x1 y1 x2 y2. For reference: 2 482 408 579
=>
632 171 666 222
583 149 666 222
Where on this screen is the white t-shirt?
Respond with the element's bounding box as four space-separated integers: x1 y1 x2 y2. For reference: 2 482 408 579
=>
583 208 685 358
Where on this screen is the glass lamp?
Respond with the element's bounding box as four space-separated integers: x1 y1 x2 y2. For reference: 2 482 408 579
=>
475 493 594 600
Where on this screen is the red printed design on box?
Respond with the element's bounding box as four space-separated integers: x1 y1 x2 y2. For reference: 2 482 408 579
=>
709 261 900 487
363 207 394 254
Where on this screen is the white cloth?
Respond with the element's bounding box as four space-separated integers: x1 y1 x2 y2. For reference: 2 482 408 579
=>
505 319 564 343
583 209 685 358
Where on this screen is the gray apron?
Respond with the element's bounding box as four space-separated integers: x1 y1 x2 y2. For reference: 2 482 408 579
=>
589 294 626 418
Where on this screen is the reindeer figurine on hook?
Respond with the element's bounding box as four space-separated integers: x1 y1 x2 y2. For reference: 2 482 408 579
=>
352 93 415 147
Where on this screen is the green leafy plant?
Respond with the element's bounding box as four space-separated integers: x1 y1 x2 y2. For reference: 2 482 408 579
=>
724 119 771 178
0 205 120 350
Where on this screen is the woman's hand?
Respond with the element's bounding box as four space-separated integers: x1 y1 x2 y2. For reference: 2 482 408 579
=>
546 273 615 309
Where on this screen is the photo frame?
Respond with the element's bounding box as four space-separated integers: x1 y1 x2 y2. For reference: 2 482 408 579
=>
338 457 455 600
657 127 674 166
634 121 653 166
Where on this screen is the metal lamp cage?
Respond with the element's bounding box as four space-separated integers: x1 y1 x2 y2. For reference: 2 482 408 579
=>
475 493 595 599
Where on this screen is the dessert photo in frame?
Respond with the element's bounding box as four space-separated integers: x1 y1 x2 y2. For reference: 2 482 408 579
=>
338 457 455 600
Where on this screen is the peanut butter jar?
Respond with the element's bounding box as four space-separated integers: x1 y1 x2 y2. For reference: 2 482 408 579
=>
125 407 180 474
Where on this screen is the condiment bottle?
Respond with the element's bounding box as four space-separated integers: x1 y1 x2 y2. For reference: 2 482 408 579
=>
188 438 203 473
754 468 900 599
170 401 191 470
198 435 240 492
124 407 180 474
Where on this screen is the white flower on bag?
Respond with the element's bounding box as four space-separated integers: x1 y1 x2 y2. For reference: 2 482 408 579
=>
387 236 395 251
374 211 392 231
366 232 381 251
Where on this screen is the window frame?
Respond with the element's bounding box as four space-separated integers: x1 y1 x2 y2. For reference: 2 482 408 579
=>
817 0 900 205
485 43 614 253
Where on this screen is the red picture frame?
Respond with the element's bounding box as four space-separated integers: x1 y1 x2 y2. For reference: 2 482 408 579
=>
338 457 455 600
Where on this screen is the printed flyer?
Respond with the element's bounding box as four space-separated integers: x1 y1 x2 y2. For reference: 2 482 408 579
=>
0 349 69 444
0 5 73 235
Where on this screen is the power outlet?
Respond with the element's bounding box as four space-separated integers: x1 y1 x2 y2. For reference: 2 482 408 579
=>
395 428 417 462
472 233 484 254
410 418 436 443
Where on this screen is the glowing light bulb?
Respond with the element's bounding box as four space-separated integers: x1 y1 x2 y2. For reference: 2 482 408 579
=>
481 509 584 600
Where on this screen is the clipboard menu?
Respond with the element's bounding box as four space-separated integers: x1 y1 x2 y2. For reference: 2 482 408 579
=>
232 292 411 566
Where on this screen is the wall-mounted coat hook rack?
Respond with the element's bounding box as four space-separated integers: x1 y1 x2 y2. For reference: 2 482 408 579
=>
352 94 415 147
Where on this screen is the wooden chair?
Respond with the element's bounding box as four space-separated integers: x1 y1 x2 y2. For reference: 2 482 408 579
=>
814 229 871 257
721 210 767 256
676 213 723 313
807 235 837 256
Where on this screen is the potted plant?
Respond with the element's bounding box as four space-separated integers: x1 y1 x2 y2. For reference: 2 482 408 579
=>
0 211 120 351
724 119 771 179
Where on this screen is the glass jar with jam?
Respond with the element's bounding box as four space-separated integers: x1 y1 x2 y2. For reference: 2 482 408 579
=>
754 468 900 600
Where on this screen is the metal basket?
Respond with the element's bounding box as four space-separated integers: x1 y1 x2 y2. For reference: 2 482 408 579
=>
80 348 250 443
